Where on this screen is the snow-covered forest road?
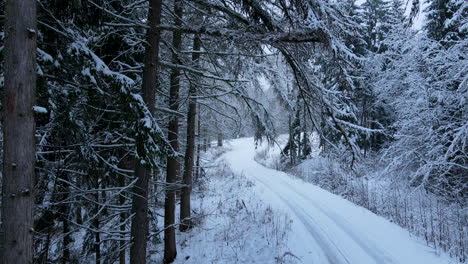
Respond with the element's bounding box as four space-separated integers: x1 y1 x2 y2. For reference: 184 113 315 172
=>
222 138 452 264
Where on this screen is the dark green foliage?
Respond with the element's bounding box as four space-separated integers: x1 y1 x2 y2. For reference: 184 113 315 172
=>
425 0 466 42
30 1 168 262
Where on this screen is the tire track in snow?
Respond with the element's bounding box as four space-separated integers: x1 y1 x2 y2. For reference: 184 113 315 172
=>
254 176 351 264
275 178 396 264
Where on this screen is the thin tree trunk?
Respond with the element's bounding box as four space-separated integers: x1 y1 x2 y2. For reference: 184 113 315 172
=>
302 107 307 159
129 0 162 263
118 172 126 264
1 0 37 263
195 111 202 181
180 36 201 232
203 131 208 152
44 233 51 264
62 178 71 264
94 215 101 264
217 133 223 147
62 215 70 264
164 0 183 262
288 116 294 165
93 176 101 264
75 186 83 225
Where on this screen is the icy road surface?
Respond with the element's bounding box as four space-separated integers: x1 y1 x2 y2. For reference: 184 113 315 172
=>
222 137 452 264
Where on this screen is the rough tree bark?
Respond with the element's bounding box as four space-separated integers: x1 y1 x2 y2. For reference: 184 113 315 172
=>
129 0 162 263
1 0 37 263
164 0 183 262
180 36 201 232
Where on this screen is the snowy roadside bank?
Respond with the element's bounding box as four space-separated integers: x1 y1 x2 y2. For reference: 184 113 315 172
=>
254 136 466 263
152 146 296 264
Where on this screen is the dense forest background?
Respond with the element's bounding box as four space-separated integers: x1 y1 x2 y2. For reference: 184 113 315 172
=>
0 0 466 263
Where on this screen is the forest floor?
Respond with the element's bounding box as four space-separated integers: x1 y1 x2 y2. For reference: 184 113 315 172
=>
159 137 456 263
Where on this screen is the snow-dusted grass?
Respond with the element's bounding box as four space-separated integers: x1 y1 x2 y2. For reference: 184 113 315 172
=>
153 147 296 264
293 157 467 263
254 135 289 170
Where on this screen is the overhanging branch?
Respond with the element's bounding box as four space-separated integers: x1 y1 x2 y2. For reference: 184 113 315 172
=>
157 24 327 44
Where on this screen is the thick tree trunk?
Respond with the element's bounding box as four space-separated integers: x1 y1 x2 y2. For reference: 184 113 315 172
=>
164 0 183 262
129 0 162 263
217 133 223 147
180 36 201 232
1 0 37 263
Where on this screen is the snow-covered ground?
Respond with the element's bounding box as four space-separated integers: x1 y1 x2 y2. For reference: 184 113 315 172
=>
163 146 296 264
221 137 454 264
